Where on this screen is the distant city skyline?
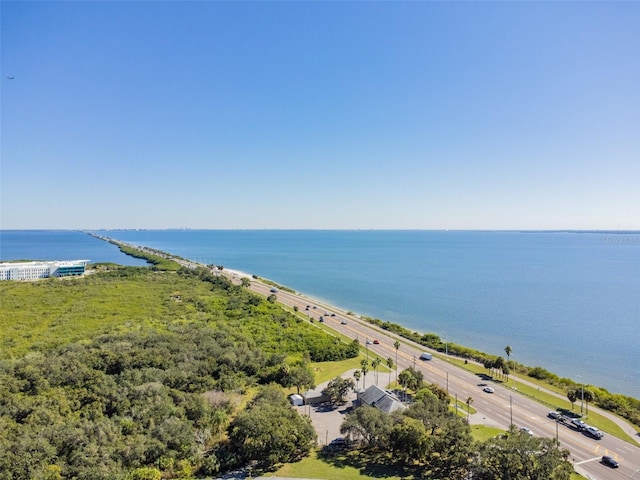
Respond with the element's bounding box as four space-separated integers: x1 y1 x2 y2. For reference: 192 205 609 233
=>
2 2 639 230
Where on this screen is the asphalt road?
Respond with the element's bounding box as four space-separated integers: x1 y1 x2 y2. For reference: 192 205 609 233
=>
238 275 640 479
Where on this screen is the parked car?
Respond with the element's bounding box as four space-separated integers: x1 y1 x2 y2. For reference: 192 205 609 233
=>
329 437 349 449
601 455 619 468
483 387 495 393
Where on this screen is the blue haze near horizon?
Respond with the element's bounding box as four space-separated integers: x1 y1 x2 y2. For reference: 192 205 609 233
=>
90 229 639 399
2 230 638 398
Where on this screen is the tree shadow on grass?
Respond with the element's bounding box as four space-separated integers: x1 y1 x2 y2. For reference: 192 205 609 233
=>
318 447 418 479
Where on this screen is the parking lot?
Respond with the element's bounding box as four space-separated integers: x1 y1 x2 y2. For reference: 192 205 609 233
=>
295 369 358 446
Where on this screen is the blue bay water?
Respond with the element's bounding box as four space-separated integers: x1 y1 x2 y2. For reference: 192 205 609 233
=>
0 230 148 266
2 229 639 399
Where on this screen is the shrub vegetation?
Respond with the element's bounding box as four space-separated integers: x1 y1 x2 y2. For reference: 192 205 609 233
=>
0 266 357 479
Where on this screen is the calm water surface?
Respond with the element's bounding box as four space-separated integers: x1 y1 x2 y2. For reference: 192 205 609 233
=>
2 229 638 398
0 230 148 266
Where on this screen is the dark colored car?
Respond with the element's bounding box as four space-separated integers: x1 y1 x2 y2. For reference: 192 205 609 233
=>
329 437 349 448
601 455 619 468
571 419 586 430
373 339 380 344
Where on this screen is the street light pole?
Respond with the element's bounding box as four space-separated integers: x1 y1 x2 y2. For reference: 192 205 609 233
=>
577 375 584 415
443 331 448 356
509 395 513 427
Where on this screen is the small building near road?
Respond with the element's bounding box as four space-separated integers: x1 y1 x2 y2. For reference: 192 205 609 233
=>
358 385 406 414
289 394 304 406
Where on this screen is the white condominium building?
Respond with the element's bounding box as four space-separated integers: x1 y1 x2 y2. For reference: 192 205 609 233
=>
0 260 89 281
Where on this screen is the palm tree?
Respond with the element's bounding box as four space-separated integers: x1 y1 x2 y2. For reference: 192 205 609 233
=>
371 357 381 385
583 389 594 417
493 356 505 381
398 369 411 402
360 359 369 389
567 389 577 410
394 340 400 385
505 345 512 384
386 357 394 387
466 396 473 423
353 369 361 390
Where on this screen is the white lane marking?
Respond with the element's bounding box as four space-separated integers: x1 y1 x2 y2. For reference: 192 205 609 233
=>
575 456 603 465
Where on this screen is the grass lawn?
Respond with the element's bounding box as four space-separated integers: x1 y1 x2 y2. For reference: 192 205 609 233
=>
269 444 586 480
470 425 504 442
268 449 406 480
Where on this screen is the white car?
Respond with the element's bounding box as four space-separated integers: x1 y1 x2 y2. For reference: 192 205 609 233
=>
520 427 533 436
483 386 494 393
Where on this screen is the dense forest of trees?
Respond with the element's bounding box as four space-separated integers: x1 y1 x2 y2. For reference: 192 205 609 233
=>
0 266 357 479
0 262 602 479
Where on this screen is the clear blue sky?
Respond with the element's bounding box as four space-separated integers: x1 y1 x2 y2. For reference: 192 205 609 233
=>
2 1 639 230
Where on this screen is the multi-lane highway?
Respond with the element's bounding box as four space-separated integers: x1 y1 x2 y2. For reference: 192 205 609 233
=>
241 276 640 480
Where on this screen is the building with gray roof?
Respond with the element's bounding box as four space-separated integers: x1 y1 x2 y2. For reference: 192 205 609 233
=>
358 385 406 414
